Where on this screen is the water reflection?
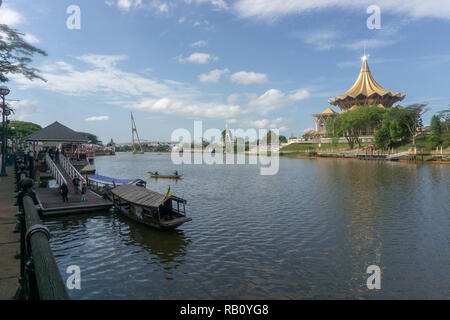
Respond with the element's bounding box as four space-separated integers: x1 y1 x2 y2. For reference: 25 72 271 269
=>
46 154 449 299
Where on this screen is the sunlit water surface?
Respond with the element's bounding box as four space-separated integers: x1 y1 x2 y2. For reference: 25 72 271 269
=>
46 153 449 299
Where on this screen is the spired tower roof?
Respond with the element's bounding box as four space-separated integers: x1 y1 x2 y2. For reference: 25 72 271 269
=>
328 57 405 110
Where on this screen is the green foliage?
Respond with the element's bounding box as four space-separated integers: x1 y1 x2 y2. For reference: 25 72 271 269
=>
375 124 390 149
279 135 287 144
77 131 100 145
430 115 442 148
326 105 386 149
0 120 41 140
0 24 47 83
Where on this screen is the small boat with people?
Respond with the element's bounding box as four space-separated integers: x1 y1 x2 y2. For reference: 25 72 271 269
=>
111 184 191 229
148 171 183 179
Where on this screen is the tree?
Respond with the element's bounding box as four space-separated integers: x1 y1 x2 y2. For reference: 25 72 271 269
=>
261 130 278 145
0 120 41 140
0 24 47 83
399 104 428 145
326 105 386 149
436 109 449 132
279 135 287 144
430 115 442 148
77 132 101 145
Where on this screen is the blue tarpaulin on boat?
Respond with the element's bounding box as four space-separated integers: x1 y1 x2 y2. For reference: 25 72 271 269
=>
88 174 132 185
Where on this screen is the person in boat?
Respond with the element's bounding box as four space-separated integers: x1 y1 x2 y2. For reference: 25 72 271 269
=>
60 183 69 203
154 171 159 175
174 170 178 176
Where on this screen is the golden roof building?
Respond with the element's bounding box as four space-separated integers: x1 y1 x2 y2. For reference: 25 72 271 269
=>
328 56 405 111
312 56 406 136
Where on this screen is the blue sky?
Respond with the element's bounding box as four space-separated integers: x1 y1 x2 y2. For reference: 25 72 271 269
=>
1 0 450 143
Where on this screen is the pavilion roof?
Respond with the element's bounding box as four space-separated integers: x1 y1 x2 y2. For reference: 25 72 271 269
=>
25 121 89 143
328 58 405 106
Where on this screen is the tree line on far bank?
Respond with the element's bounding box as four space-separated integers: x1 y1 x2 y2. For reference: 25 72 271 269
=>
324 104 449 150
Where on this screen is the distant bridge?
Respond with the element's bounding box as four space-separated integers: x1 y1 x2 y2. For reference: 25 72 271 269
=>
115 140 177 146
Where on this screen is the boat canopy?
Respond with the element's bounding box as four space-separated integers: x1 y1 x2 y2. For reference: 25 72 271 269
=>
111 184 186 208
88 174 132 186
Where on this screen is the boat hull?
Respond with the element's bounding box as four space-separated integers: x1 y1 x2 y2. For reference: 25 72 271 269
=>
148 172 183 179
115 205 190 230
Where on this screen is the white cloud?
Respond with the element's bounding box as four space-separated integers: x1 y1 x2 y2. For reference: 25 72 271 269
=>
239 117 288 131
189 40 207 47
23 33 40 44
302 30 339 51
231 71 268 85
342 38 397 50
198 68 229 83
248 88 310 114
9 100 39 121
0 6 24 26
11 54 310 125
234 0 450 21
178 17 186 24
178 52 218 64
85 116 111 121
185 0 228 10
127 97 242 119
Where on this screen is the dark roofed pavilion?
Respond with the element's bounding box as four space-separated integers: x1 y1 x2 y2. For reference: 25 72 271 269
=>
25 121 88 143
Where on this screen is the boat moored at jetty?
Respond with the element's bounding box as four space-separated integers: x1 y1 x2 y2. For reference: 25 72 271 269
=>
111 184 191 229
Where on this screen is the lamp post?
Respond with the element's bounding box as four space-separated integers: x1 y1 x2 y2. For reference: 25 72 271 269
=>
0 85 10 177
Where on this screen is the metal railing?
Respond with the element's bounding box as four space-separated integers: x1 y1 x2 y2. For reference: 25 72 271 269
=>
60 154 86 191
45 153 67 187
14 153 69 300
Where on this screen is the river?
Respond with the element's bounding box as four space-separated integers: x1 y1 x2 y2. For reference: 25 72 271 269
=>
45 153 449 299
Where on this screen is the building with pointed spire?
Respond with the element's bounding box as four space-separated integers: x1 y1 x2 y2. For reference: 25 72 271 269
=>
312 56 406 136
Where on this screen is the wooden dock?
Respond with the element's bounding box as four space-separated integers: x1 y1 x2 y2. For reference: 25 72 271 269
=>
35 158 112 216
35 188 112 216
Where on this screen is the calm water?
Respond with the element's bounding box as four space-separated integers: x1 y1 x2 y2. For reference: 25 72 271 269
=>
46 153 449 299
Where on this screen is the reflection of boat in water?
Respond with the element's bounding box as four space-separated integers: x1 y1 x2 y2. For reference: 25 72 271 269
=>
148 172 183 179
125 217 191 271
111 184 191 230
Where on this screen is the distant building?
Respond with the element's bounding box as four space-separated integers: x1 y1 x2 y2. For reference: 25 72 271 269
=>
312 56 406 137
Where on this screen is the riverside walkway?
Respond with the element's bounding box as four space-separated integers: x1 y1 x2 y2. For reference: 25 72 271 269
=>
0 166 19 299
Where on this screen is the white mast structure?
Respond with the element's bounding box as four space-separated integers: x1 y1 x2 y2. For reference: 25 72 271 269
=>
131 112 144 154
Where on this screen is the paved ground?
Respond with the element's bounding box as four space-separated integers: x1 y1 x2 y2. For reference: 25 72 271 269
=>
0 166 19 300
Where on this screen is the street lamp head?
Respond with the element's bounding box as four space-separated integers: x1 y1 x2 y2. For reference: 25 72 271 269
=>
0 85 10 96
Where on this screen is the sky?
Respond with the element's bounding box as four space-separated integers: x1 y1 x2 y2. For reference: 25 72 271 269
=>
1 0 450 143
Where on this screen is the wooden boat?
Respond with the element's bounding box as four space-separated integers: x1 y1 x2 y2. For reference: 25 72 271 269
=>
111 184 191 229
148 172 183 179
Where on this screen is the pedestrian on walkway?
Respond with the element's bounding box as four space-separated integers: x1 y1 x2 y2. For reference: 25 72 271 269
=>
80 183 87 202
73 177 80 195
60 183 69 203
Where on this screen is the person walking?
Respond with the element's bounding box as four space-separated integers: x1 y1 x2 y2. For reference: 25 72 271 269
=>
80 183 87 202
60 183 69 203
73 177 80 195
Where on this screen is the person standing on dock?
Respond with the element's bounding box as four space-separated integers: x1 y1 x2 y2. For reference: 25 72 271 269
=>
60 183 69 203
80 183 87 202
73 177 80 195
55 148 60 164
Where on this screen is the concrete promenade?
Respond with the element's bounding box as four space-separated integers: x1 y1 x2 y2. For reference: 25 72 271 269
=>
0 166 19 299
